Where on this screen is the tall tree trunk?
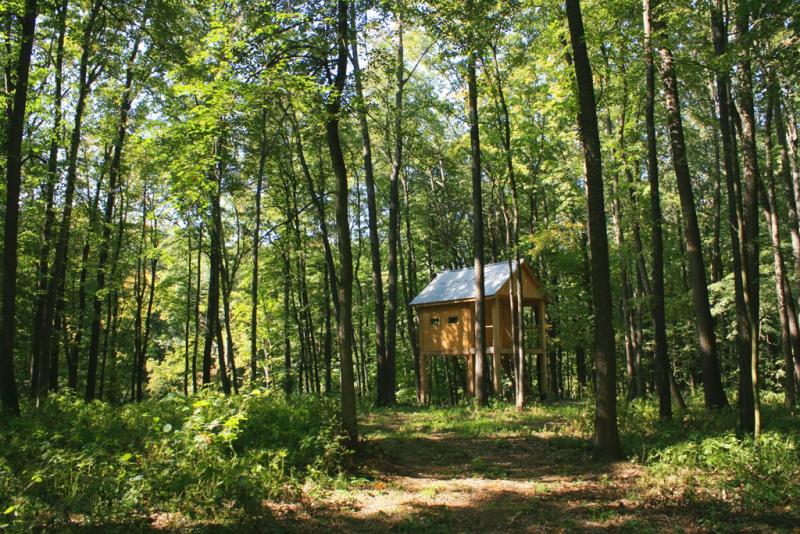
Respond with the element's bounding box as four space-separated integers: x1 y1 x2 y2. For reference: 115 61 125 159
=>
184 230 192 396
30 0 66 399
282 247 292 397
566 0 622 460
733 7 761 436
39 0 102 401
466 4 487 405
401 170 420 400
652 0 728 409
775 97 800 312
643 0 680 419
763 87 797 408
349 3 388 406
327 0 358 447
384 12 404 407
210 171 231 396
193 225 202 393
710 0 751 421
137 227 157 402
251 112 266 385
78 161 106 400
0 0 37 415
290 110 340 321
87 31 142 401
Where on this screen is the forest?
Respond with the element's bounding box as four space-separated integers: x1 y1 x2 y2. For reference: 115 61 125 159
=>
0 0 799 530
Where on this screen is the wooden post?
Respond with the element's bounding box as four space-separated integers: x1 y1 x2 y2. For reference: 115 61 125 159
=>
538 299 549 397
420 353 428 405
492 297 502 393
466 353 475 397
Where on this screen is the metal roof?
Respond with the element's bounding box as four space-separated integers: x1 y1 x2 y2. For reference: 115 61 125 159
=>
409 262 517 306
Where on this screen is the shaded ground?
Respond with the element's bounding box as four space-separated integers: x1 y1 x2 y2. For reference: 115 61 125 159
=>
260 406 794 533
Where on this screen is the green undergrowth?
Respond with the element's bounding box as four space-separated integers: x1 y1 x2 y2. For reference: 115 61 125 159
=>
0 389 347 530
618 392 800 522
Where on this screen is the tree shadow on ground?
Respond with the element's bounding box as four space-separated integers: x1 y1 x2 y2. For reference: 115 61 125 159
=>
59 407 798 533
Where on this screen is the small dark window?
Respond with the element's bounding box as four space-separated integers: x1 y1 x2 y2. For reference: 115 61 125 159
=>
430 317 440 326
448 316 459 324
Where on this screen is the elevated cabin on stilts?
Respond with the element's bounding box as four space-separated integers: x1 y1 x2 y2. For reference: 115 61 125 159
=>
410 260 548 404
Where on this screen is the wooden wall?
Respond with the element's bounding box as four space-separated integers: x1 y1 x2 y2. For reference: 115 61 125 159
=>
418 302 474 354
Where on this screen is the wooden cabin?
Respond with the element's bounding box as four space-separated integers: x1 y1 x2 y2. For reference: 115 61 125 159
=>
410 260 547 403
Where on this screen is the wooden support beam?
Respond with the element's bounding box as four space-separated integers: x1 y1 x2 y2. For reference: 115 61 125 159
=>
466 353 475 397
492 298 502 393
419 354 428 405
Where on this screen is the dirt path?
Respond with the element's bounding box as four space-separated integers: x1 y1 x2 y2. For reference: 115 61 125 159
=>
269 409 697 533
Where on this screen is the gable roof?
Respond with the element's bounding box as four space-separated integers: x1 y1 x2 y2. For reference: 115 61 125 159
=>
410 261 536 307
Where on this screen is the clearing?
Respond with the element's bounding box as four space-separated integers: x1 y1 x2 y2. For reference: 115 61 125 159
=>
266 403 796 533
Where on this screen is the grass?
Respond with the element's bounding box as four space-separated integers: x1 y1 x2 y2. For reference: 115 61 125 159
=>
0 390 797 532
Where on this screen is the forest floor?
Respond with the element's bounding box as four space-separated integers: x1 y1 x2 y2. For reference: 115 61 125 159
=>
264 402 797 533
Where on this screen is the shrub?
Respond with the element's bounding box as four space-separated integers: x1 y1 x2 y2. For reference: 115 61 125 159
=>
0 389 346 529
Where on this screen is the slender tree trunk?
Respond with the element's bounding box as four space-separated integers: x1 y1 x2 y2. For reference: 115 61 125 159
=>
0 0 36 414
763 87 797 408
652 0 728 409
643 0 672 418
775 98 800 308
566 0 623 460
31 0 66 399
39 0 102 401
349 3 388 406
384 12 404 407
290 110 340 322
210 172 231 395
251 112 266 385
87 31 142 400
323 262 333 394
466 10 487 405
733 7 761 436
193 225 202 393
282 247 292 397
79 162 106 400
710 0 752 422
184 230 192 395
327 0 358 446
136 208 158 402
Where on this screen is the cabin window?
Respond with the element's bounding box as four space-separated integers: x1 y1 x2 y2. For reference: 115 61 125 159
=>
448 316 459 324
430 317 440 326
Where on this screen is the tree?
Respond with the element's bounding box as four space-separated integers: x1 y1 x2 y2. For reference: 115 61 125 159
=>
0 0 37 415
643 0 671 419
326 0 358 446
651 0 728 410
466 0 487 406
565 0 622 460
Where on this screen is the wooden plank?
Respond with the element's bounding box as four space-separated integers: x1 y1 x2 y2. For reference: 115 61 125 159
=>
492 297 502 393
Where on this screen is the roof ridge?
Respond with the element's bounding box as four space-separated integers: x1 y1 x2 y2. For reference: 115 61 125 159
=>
437 260 516 273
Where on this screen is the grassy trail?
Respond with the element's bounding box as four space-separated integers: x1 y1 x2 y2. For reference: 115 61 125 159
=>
271 403 794 533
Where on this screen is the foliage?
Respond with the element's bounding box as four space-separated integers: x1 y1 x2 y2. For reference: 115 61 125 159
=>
0 391 346 529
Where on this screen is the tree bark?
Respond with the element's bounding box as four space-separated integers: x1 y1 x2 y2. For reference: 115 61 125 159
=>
327 0 358 447
466 4 487 405
763 87 797 408
0 0 37 415
30 0 66 399
566 0 623 460
652 0 728 409
733 7 761 436
643 0 672 418
39 0 103 401
251 112 266 386
88 31 142 400
384 12 404 407
349 4 388 405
